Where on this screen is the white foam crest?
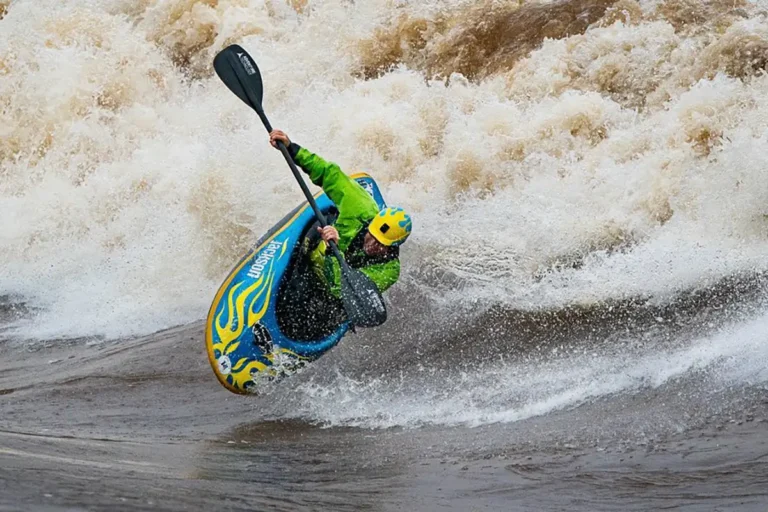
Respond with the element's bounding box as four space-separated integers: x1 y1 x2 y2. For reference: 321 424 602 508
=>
3 0 768 339
0 0 304 338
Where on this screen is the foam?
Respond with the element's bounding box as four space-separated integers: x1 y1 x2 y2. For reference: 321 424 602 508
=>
2 0 768 339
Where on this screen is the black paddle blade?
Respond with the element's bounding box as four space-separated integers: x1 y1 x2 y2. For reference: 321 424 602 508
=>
340 267 387 328
213 44 264 112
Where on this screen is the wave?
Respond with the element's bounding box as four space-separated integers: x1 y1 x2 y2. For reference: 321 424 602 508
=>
256 296 768 429
2 0 768 340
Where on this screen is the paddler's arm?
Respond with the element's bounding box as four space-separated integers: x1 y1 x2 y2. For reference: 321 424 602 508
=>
310 246 401 298
269 130 360 207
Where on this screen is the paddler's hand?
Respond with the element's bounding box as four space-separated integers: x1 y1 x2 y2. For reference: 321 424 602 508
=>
317 226 340 244
269 130 291 149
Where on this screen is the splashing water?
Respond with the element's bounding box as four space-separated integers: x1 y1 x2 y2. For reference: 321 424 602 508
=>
266 308 768 429
2 0 768 341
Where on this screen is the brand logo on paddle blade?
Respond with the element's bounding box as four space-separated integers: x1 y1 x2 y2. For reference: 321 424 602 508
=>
237 52 256 75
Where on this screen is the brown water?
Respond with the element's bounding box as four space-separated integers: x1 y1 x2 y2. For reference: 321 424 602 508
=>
4 0 768 509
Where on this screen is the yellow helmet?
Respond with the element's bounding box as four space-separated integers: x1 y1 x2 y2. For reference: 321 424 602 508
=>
368 207 412 247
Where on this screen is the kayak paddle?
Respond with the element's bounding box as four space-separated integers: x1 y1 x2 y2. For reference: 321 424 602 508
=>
213 44 387 328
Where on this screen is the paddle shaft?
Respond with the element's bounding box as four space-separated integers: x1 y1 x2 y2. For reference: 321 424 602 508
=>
225 52 347 264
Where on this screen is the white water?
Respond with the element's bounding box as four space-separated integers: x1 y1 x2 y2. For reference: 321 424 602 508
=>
2 0 768 341
279 309 768 429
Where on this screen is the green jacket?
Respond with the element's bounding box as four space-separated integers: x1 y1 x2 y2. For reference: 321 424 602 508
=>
290 144 400 298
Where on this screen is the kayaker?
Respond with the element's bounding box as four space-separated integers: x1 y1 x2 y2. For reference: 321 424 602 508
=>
269 129 412 339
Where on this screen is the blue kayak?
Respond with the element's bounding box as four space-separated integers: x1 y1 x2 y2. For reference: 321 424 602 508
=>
205 173 386 394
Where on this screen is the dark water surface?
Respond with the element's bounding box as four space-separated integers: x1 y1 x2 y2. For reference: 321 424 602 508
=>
1 320 767 512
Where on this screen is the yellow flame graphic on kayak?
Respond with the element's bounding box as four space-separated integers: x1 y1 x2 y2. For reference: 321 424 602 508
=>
212 240 287 358
228 348 309 393
229 357 269 390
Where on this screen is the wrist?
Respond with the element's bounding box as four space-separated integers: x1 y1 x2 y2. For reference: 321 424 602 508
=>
287 142 301 159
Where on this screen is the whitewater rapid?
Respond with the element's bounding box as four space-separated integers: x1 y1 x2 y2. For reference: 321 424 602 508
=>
2 0 768 341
